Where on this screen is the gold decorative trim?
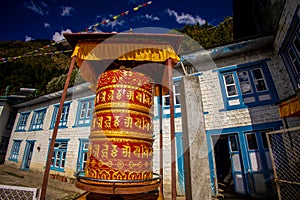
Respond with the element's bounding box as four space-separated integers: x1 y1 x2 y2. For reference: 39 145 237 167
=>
96 84 154 96
89 136 154 144
90 130 153 141
94 103 153 114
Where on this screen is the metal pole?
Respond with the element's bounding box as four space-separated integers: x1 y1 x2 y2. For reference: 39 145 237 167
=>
167 58 176 200
159 84 164 197
40 56 77 200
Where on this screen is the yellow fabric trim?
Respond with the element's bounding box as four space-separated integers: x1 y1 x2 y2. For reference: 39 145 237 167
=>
71 42 180 66
279 96 300 117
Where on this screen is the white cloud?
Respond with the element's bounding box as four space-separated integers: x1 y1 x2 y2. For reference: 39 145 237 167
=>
166 8 206 25
108 19 125 29
61 6 74 16
25 36 32 41
24 1 48 15
142 14 159 21
44 22 50 28
52 29 72 42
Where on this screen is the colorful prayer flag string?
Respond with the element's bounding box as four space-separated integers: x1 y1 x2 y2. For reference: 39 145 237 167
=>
0 50 72 64
0 1 153 64
82 1 152 32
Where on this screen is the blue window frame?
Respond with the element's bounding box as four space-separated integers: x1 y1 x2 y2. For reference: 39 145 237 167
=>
50 139 69 172
280 6 300 90
16 112 30 131
218 59 278 110
29 108 47 131
74 97 94 127
160 78 182 118
9 140 22 162
76 139 89 172
50 102 71 129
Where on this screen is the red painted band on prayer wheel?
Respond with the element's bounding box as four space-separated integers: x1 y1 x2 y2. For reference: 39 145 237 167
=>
91 109 153 139
86 137 153 180
95 69 154 114
85 69 154 180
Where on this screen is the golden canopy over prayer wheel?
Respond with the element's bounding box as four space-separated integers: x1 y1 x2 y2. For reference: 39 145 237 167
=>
86 69 154 180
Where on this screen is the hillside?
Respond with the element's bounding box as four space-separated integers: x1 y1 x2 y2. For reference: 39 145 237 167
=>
0 17 233 97
0 40 72 96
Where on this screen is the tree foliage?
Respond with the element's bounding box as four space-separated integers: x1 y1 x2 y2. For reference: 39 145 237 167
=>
0 40 72 96
173 16 233 53
46 68 84 93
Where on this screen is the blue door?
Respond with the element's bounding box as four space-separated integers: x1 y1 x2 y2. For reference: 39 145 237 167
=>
21 141 35 170
244 130 275 196
228 134 247 194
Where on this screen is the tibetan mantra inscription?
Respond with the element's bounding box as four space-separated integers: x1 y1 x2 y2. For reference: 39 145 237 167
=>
85 69 155 180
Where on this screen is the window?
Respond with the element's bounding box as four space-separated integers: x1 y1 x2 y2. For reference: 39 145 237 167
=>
245 129 273 151
229 135 238 152
9 140 22 162
280 6 300 89
50 140 68 171
74 97 94 127
161 79 182 117
261 131 269 149
30 108 47 130
77 139 89 171
219 60 278 110
16 112 30 131
50 102 71 129
246 133 259 150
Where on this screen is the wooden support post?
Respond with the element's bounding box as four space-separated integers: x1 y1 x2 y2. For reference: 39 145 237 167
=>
167 58 176 200
40 56 77 200
159 84 164 199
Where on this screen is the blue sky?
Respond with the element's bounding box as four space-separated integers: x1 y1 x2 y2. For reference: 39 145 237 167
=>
0 0 232 42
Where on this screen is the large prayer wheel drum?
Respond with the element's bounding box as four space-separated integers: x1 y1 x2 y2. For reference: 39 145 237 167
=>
86 69 154 180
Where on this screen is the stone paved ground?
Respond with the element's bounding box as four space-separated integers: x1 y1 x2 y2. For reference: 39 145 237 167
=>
0 164 267 200
0 164 85 200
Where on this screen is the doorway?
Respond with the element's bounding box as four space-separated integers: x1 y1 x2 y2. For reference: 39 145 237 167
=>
21 141 35 170
213 135 231 183
212 134 247 195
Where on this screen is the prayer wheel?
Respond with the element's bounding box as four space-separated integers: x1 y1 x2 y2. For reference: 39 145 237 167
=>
86 69 154 180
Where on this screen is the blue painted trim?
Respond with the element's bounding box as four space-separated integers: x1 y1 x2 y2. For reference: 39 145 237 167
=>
15 130 26 132
50 166 65 172
50 102 71 129
279 6 300 90
8 140 22 162
21 140 36 170
244 129 275 194
16 112 30 131
29 108 47 131
26 140 36 142
33 107 49 112
217 59 278 111
76 138 89 172
217 59 272 73
52 101 72 107
47 139 69 172
73 97 94 128
206 121 283 195
175 132 185 194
